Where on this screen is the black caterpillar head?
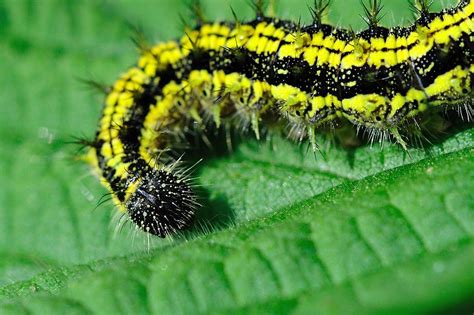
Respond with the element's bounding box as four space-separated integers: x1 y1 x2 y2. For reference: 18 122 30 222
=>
125 169 196 237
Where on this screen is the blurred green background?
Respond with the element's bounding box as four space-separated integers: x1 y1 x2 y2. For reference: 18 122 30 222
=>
1 0 473 314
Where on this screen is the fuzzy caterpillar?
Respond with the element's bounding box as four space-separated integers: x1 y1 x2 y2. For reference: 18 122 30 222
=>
85 0 474 237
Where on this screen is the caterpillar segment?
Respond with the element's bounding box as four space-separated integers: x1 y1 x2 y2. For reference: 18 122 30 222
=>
88 0 474 236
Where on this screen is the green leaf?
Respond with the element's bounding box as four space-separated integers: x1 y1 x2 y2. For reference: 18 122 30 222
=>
0 0 472 314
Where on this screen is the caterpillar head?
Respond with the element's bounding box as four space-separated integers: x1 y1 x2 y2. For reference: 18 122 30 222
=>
125 169 196 237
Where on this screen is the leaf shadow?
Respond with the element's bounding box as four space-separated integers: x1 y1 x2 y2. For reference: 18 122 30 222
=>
179 127 245 235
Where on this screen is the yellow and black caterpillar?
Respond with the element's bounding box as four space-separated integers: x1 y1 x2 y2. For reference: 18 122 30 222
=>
85 0 474 237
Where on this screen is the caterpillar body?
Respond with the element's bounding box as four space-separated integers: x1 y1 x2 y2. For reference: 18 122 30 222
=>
86 0 474 237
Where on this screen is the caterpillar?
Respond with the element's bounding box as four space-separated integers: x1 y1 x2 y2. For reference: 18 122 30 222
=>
84 0 473 237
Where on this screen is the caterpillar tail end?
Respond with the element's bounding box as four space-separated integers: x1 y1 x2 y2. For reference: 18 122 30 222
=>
126 169 196 237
